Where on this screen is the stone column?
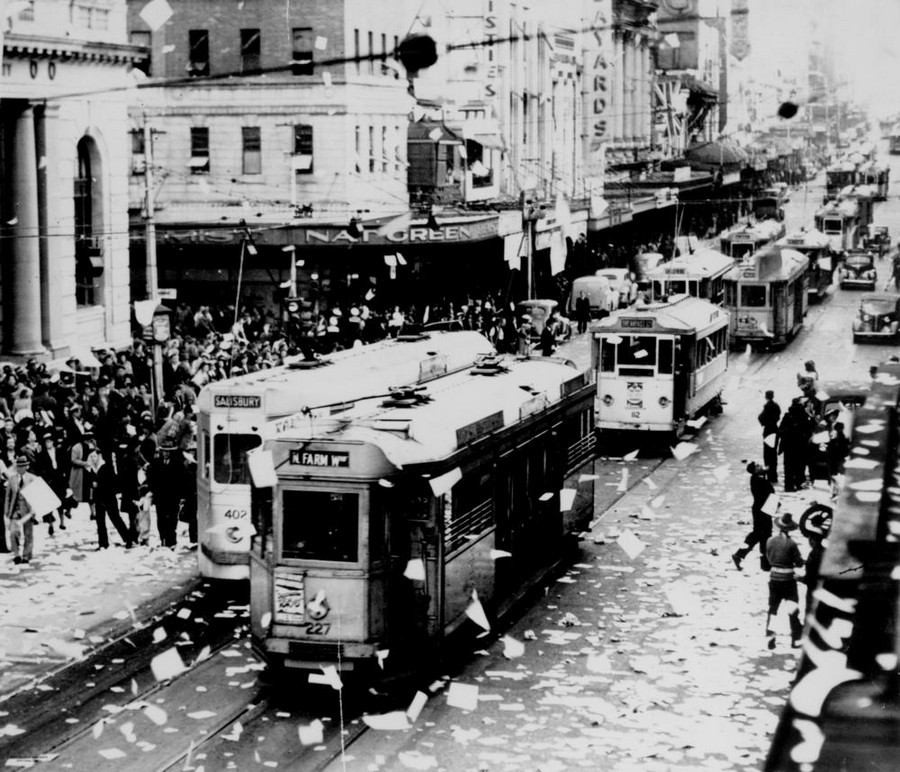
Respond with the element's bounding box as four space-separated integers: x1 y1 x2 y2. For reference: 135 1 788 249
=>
642 42 651 145
8 105 45 356
623 33 635 144
613 33 624 144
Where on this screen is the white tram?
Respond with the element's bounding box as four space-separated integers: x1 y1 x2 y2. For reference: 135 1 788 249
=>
195 332 494 579
814 198 861 255
592 295 729 437
248 354 597 675
723 245 809 348
645 248 733 305
775 227 835 301
719 219 786 260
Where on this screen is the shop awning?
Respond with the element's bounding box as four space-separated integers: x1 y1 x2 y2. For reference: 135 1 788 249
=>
685 140 748 167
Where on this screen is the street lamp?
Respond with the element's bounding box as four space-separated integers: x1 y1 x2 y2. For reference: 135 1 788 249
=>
134 300 172 412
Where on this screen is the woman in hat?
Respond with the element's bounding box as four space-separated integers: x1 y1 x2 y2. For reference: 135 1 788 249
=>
764 512 806 648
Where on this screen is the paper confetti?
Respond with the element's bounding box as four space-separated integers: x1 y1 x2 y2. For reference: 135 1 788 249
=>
490 549 512 560
150 648 186 681
363 711 411 730
616 530 646 560
670 442 698 460
501 636 525 659
406 691 428 722
465 590 491 632
446 682 479 711
403 558 426 581
298 719 324 745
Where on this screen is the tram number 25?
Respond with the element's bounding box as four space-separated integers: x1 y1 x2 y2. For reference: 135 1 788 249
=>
223 509 248 520
302 623 331 635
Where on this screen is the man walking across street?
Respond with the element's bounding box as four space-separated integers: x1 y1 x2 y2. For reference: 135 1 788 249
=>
758 390 781 483
732 462 775 571
575 290 591 334
4 455 37 564
765 512 806 649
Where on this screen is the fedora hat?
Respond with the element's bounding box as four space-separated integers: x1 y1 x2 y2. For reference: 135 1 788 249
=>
15 454 30 467
775 512 798 532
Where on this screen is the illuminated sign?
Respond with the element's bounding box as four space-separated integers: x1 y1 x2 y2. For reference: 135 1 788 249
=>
214 394 261 408
289 450 350 468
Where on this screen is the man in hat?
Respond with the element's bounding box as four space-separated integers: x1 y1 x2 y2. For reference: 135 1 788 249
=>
34 430 69 533
4 455 37 563
732 462 775 571
758 390 781 483
765 512 805 648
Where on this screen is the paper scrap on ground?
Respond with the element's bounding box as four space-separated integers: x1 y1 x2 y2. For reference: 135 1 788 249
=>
446 682 479 711
363 711 411 730
559 488 577 511
150 648 186 681
298 719 324 745
501 636 525 659
406 691 428 722
671 442 698 460
622 449 639 461
616 530 645 560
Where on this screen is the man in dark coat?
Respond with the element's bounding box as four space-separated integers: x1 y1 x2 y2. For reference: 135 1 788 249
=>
147 442 183 549
33 430 70 534
758 390 781 483
779 398 812 491
732 462 775 571
575 291 591 334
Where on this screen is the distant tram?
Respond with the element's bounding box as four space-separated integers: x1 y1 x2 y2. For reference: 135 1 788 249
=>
645 248 733 305
196 332 494 579
814 198 861 255
859 163 890 201
248 354 597 676
890 125 900 154
824 160 859 200
723 246 809 348
592 295 729 438
837 184 875 232
776 228 835 301
719 219 786 260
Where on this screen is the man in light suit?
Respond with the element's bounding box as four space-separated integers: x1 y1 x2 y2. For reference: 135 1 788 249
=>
5 455 37 564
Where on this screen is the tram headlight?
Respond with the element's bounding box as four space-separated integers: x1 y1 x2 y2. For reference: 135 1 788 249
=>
602 394 614 406
658 396 670 407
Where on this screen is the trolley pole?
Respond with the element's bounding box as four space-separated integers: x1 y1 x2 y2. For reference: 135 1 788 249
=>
142 115 165 413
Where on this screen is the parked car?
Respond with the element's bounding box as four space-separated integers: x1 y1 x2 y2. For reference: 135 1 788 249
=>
516 299 572 342
862 224 891 257
594 268 638 308
839 250 877 290
852 293 900 343
568 274 617 318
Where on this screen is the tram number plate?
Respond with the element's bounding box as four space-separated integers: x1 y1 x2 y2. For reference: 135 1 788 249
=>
275 577 305 623
299 622 331 635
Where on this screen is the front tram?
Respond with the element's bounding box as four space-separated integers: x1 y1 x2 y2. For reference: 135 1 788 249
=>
248 354 597 676
719 219 786 260
196 331 494 580
592 295 729 437
776 228 835 301
645 248 732 305
814 198 861 255
723 246 809 348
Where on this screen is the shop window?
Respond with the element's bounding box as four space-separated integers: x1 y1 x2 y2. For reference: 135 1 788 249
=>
189 30 209 76
131 30 151 75
190 127 209 174
242 127 261 175
291 27 313 75
293 124 313 174
131 130 146 175
240 28 260 73
74 137 103 307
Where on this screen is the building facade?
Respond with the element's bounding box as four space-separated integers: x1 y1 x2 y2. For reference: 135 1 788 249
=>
0 0 142 359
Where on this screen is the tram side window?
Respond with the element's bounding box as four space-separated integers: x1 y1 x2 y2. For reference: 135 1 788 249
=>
658 339 673 374
213 433 262 485
200 430 210 479
669 280 687 294
445 470 493 553
822 218 842 235
741 285 767 307
724 281 737 307
281 490 359 562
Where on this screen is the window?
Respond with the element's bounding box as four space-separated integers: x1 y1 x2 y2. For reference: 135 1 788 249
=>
293 124 313 174
282 490 359 562
380 126 387 172
368 31 374 75
131 130 146 175
212 432 262 485
189 30 209 76
73 2 108 29
291 27 313 75
240 28 260 73
131 30 151 74
392 35 399 78
741 285 767 307
190 127 209 174
368 126 375 171
445 471 493 554
18 0 34 21
380 33 387 73
617 336 657 368
658 339 674 375
74 138 101 306
354 29 360 74
600 338 616 372
355 125 362 172
724 280 737 306
394 124 403 172
242 127 261 175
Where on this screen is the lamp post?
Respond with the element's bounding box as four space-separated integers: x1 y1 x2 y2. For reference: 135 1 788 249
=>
134 300 171 414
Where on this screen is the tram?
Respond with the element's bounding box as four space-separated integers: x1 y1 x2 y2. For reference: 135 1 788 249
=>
723 245 809 348
592 295 729 438
719 219 786 260
247 354 597 676
645 248 732 305
196 331 494 580
890 125 900 154
824 160 858 201
764 363 900 772
859 162 890 201
837 184 875 232
776 228 835 301
814 198 861 255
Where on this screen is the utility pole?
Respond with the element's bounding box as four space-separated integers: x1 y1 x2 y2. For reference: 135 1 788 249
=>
142 114 164 413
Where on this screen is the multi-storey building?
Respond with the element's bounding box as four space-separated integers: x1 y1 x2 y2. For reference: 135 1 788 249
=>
0 0 142 358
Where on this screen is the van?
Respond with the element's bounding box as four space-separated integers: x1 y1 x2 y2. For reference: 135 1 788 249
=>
568 274 617 318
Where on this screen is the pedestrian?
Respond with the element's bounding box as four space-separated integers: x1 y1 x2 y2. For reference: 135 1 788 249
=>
4 454 37 564
33 430 69 535
765 512 806 649
827 420 850 496
575 290 591 334
85 446 133 550
147 441 182 549
539 322 556 357
731 462 775 571
890 250 900 290
517 316 533 356
758 390 781 483
779 398 812 492
68 428 95 517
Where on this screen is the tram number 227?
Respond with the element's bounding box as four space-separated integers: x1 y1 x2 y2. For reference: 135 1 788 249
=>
301 623 331 635
223 509 248 520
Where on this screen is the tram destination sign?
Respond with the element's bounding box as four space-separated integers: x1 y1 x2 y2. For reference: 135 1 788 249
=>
289 449 350 468
620 318 654 329
214 394 262 408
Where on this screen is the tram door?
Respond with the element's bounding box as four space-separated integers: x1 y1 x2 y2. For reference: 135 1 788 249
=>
773 283 786 338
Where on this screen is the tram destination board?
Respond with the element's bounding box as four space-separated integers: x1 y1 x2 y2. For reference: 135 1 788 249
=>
213 394 262 408
289 450 350 468
620 318 654 329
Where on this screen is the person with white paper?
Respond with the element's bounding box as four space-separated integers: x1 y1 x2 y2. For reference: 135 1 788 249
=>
4 455 37 564
757 390 781 483
731 462 775 572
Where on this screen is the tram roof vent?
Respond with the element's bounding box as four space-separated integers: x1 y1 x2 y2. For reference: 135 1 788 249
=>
287 356 330 370
381 385 432 408
396 333 430 342
471 354 509 376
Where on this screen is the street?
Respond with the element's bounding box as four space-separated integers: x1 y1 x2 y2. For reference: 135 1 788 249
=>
4 146 900 771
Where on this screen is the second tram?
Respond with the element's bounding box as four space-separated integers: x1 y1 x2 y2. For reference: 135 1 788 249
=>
776 228 835 301
814 198 861 255
645 248 733 305
723 245 809 349
824 160 859 200
860 162 890 201
719 219 786 260
592 295 729 438
248 353 597 676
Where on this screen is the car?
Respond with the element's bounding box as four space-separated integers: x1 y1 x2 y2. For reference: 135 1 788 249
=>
568 274 617 318
594 268 637 308
839 250 877 290
516 299 572 342
862 224 891 257
852 293 900 343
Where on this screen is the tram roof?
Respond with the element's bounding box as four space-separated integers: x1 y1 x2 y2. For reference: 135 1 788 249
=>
266 356 589 468
725 246 809 282
594 294 727 334
720 218 784 242
815 198 858 217
196 331 494 414
777 227 830 249
838 184 876 199
645 248 733 279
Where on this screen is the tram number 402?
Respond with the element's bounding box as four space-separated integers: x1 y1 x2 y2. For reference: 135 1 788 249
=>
301 623 331 635
223 509 248 519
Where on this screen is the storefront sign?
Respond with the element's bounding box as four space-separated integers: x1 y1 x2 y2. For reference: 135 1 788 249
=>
582 0 613 175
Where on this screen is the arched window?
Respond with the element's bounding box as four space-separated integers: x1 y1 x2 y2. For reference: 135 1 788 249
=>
74 137 103 305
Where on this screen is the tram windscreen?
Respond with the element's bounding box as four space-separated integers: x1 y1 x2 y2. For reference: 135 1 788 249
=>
213 433 263 485
741 285 767 307
613 336 657 376
822 218 842 235
281 490 358 562
730 243 755 259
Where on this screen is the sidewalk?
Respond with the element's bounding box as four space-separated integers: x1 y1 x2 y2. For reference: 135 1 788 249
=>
0 504 198 701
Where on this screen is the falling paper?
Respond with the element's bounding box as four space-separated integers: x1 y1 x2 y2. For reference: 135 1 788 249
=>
150 648 186 682
152 627 167 643
138 0 173 30
686 416 706 430
465 590 491 632
490 549 512 560
446 682 479 711
20 477 61 517
428 127 443 141
406 691 428 722
314 35 327 50
247 449 278 488
308 665 342 690
363 711 411 730
403 558 426 581
298 719 324 745
670 441 698 460
622 449 639 461
559 488 577 511
429 467 462 496
616 530 646 560
501 636 525 659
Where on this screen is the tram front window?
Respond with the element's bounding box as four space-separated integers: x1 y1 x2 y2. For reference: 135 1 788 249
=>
822 218 842 235
282 490 359 562
731 243 754 259
668 280 687 294
617 336 657 376
213 433 262 485
741 285 767 307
